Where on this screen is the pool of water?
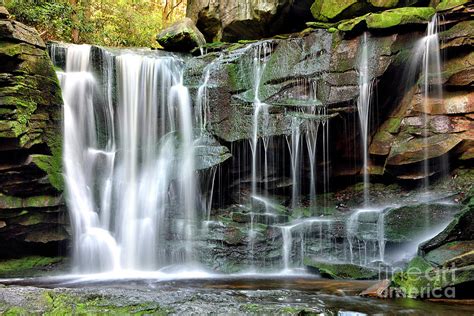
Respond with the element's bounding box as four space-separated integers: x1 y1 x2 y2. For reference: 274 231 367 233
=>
1 274 474 315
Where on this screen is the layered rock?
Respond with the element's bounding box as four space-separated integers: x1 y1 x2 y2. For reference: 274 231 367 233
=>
0 7 67 258
369 4 473 180
186 0 314 42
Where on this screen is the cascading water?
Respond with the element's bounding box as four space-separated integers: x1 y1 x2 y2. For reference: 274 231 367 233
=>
56 44 200 272
421 15 443 186
357 32 373 207
60 45 121 272
250 41 272 201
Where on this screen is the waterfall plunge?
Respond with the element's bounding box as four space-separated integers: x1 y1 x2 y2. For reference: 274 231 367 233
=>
58 45 198 273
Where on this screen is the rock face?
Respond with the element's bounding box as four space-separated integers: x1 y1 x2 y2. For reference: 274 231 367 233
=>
0 7 68 258
156 17 206 52
389 193 474 298
186 0 314 41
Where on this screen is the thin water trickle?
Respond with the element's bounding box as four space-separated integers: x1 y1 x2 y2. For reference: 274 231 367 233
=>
357 32 373 207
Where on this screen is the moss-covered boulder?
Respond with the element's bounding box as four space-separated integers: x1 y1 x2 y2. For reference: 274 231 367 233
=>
0 6 67 260
365 7 435 29
304 258 379 279
157 17 206 52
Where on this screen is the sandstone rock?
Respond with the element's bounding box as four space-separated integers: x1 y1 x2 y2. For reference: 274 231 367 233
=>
424 240 474 266
0 6 9 19
359 279 391 298
387 133 463 165
157 17 206 52
440 20 474 49
412 91 474 115
444 250 474 268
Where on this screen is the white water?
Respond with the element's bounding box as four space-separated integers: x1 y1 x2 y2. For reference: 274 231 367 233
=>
58 45 200 272
421 15 443 186
357 32 373 207
250 41 272 200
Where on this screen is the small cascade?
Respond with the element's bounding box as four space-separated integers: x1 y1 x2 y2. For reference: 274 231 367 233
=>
281 226 293 271
278 218 334 271
305 81 322 208
357 32 373 207
287 117 303 210
346 208 385 265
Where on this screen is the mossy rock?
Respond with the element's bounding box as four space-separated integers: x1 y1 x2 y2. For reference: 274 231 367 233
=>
304 258 379 279
365 7 435 29
311 0 363 22
424 241 474 267
0 256 63 278
436 0 469 11
156 17 206 52
384 203 460 243
420 202 474 254
391 256 436 298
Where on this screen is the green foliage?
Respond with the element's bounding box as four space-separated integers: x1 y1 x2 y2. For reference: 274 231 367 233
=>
5 0 74 42
5 0 186 47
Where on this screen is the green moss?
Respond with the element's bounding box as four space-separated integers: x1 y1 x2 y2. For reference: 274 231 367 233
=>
311 0 359 22
4 307 29 316
0 193 61 209
392 256 437 298
306 21 336 29
366 7 435 29
337 14 368 32
43 293 172 315
0 256 63 278
436 0 469 11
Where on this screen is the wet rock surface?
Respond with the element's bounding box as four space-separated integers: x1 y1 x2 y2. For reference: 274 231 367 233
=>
1 277 474 315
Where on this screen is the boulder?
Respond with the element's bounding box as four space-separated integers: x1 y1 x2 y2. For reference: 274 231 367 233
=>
419 199 474 255
157 17 206 52
186 0 313 42
383 203 460 243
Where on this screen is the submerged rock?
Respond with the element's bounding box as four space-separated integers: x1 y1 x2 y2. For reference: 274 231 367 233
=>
157 17 206 52
304 258 379 279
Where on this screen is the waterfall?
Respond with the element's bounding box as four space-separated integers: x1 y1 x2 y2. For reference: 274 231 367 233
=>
60 45 120 272
250 41 272 200
357 32 373 207
56 44 199 272
421 15 443 186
